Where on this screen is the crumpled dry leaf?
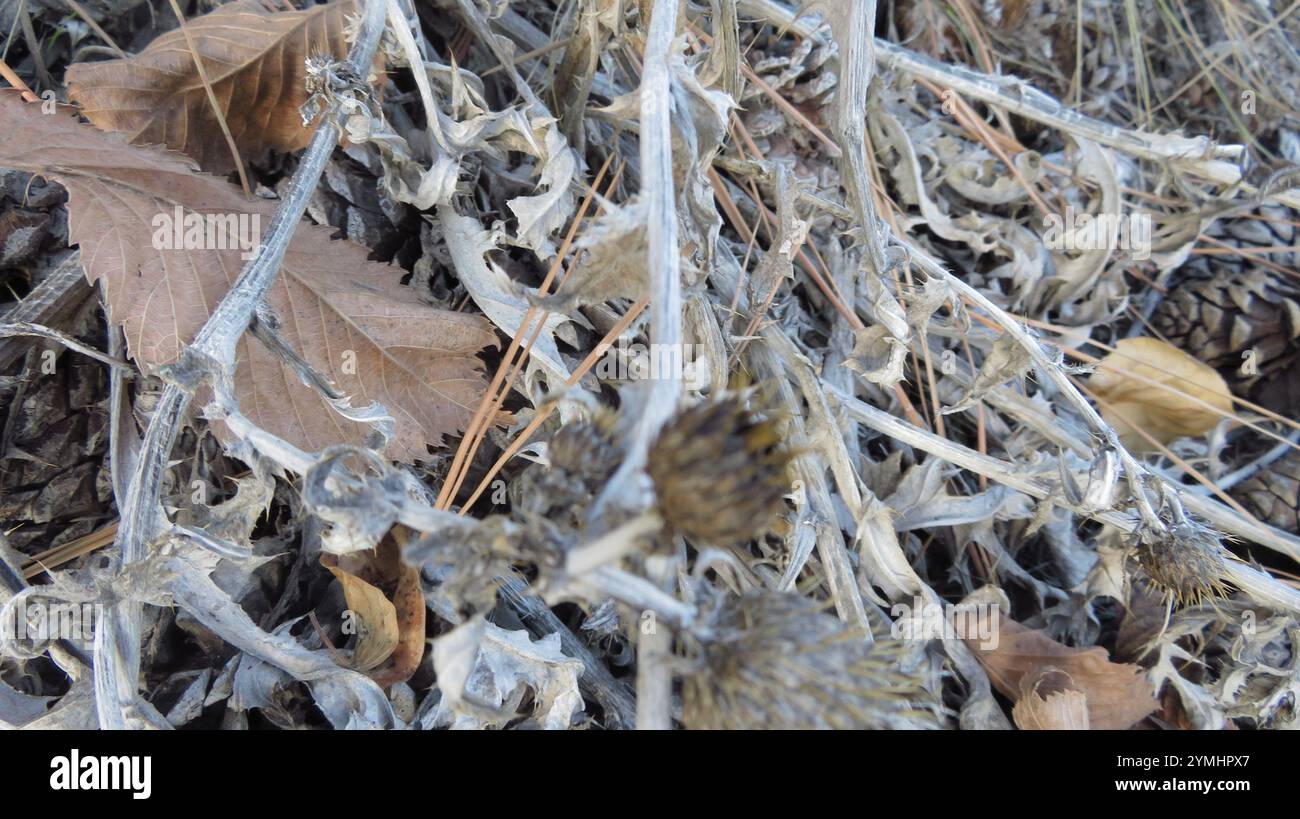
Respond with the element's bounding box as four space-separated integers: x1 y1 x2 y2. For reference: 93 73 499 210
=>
1089 336 1235 450
438 207 573 382
944 147 1043 205
534 198 649 315
430 618 584 729
553 0 622 149
508 123 579 260
1147 628 1230 730
905 275 968 341
846 266 910 388
745 161 809 308
342 109 461 210
873 108 999 254
182 468 274 555
0 91 496 461
593 35 733 273
965 607 1158 729
66 0 360 174
440 0 578 261
321 528 425 685
944 332 1034 415
1212 612 1299 727
322 557 399 674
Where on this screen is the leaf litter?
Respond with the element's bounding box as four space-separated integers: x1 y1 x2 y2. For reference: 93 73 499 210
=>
0 0 1298 731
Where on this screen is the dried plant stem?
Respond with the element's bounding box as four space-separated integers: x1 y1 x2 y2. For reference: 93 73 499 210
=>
21 521 119 580
565 512 664 575
0 321 130 370
751 337 872 634
94 0 389 729
0 253 91 369
611 0 684 732
741 0 1300 211
0 56 39 101
826 385 1300 615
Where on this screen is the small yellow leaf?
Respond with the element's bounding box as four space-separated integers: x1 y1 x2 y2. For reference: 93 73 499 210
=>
1089 337 1234 451
323 561 399 673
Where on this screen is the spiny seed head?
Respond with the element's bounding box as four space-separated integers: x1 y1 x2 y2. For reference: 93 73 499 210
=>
549 414 620 484
1132 522 1232 607
681 590 940 730
647 395 793 546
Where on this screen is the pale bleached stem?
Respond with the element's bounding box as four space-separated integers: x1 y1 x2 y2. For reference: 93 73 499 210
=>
94 0 389 730
827 385 1300 616
739 0 1300 210
613 0 684 732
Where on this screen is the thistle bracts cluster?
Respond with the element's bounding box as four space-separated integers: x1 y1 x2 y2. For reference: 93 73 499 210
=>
549 414 621 486
647 395 793 546
1130 518 1232 608
680 590 939 730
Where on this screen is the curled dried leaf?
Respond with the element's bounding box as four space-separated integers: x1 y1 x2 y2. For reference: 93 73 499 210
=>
320 529 425 685
321 558 399 674
1089 337 1234 450
965 612 1158 729
1012 668 1091 730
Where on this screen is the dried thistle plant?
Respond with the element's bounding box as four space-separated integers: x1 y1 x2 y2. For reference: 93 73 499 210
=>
549 414 622 486
7 0 1300 735
680 590 940 730
647 394 793 546
1130 522 1233 608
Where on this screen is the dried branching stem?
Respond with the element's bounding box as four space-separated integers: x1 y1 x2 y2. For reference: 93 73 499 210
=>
623 0 683 731
94 0 390 729
741 0 1300 210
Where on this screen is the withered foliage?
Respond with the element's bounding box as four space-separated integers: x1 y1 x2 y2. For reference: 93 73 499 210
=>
0 0 1297 732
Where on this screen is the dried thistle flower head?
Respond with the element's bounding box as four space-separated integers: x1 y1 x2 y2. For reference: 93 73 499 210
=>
549 413 620 485
647 395 792 546
681 590 939 730
1132 521 1232 607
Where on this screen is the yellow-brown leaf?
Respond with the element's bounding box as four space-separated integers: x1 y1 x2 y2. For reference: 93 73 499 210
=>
323 559 400 674
1089 336 1234 451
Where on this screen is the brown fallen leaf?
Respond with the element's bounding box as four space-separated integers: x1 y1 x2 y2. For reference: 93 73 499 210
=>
321 527 425 685
965 614 1159 729
322 556 399 674
1088 336 1234 451
66 0 358 174
0 90 496 460
374 526 426 687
